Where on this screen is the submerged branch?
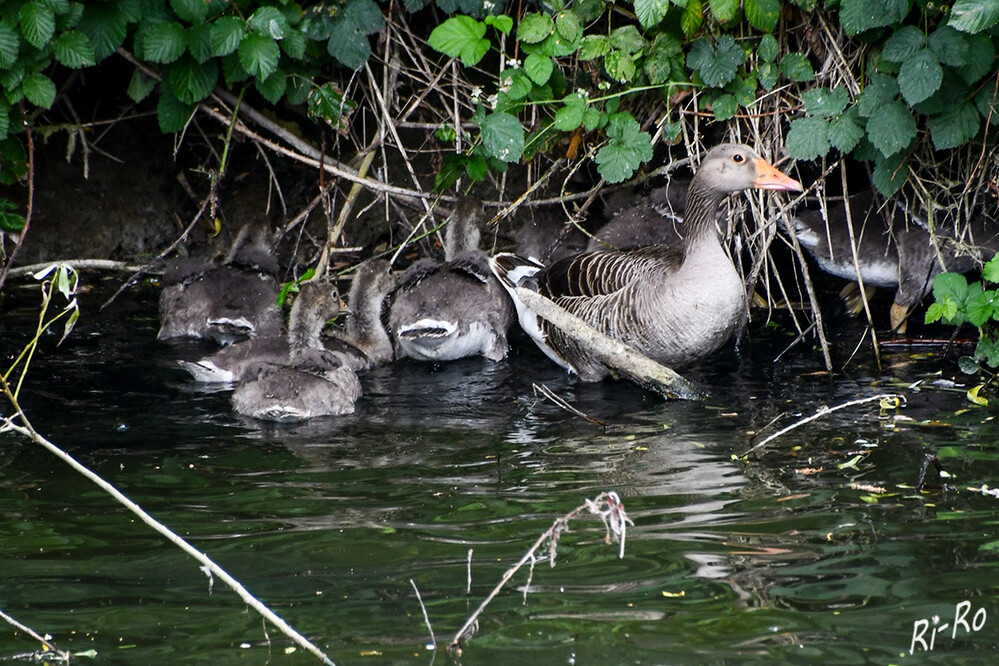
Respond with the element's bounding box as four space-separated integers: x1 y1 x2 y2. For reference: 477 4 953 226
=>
513 286 704 400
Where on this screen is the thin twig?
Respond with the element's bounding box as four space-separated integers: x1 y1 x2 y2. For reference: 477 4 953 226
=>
740 393 903 459
532 383 611 427
410 579 436 650
0 607 70 660
448 492 632 654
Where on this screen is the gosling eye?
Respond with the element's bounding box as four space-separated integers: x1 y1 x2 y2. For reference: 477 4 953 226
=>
732 153 745 164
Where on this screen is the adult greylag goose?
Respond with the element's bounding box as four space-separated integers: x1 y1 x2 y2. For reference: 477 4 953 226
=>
323 258 395 371
232 279 361 422
791 191 987 331
158 221 283 345
389 198 514 362
491 144 802 380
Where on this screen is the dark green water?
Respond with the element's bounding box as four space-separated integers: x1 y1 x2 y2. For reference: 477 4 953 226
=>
2 277 998 665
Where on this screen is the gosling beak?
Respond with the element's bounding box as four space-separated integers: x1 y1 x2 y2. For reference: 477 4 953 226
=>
753 157 803 192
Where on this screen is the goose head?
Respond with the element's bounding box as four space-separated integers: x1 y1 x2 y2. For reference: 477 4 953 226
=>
695 144 802 194
444 198 485 261
347 259 395 337
288 280 340 352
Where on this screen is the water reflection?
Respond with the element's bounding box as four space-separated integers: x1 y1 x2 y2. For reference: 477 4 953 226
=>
2 282 998 663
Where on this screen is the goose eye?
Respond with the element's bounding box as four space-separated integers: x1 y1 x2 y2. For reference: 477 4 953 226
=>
732 154 744 164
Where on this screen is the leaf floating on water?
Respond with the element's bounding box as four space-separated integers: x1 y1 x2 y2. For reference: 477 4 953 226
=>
967 384 989 406
662 590 686 598
837 455 864 470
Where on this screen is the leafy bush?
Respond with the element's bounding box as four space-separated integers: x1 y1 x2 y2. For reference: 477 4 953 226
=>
926 255 999 371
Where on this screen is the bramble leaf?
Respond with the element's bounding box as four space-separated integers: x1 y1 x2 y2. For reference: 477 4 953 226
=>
594 113 652 183
634 0 670 30
53 30 95 69
142 21 187 64
168 55 217 104
687 35 744 88
238 32 279 79
780 53 814 82
745 0 780 32
949 0 999 34
803 86 849 117
479 112 524 163
840 0 909 36
786 117 830 161
897 49 942 106
928 101 981 150
519 13 553 44
210 17 245 57
709 0 739 23
867 100 916 156
758 33 778 63
524 52 553 85
428 16 488 66
78 3 126 61
19 2 56 49
22 72 55 108
882 25 925 63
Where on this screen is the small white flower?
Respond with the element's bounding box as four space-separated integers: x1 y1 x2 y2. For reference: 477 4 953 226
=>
486 94 498 109
507 58 520 69
471 86 483 99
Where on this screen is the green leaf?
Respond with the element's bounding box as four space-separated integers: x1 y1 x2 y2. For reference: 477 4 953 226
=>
484 14 513 35
307 83 355 128
687 35 745 88
554 100 586 131
157 88 195 133
500 68 533 100
840 0 909 36
22 72 56 108
248 6 288 39
976 338 999 368
605 50 636 83
256 69 287 105
634 0 670 30
897 49 942 106
756 62 776 90
803 86 849 117
925 301 955 324
594 113 653 183
479 112 524 163
958 34 996 85
554 11 581 43
745 0 780 32
780 53 814 82
466 153 488 181
758 33 778 63
170 0 209 24
928 26 968 67
709 0 739 22
519 13 553 44
280 29 305 60
711 93 738 121
579 35 609 60
19 2 56 48
435 153 466 192
52 29 95 68
928 101 980 150
933 272 971 318
949 0 999 34
786 117 830 161
524 52 553 85
428 16 488 66
872 152 908 196
881 26 926 63
142 21 187 64
966 288 997 327
127 69 156 103
210 16 245 57
168 55 217 104
681 0 704 37
0 21 18 69
645 34 683 85
827 109 865 153
975 85 999 125
582 106 603 131
238 32 279 79
985 255 999 283
186 23 213 63
610 25 645 54
0 209 25 232
867 100 915 157
857 74 899 117
78 3 126 61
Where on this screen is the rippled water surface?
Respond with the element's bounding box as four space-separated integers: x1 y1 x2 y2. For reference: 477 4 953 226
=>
2 277 998 664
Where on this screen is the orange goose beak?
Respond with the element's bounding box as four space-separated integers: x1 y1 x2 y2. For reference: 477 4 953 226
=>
753 157 803 192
